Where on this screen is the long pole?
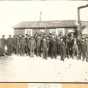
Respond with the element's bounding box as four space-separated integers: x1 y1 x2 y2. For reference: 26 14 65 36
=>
77 4 88 37
40 11 42 21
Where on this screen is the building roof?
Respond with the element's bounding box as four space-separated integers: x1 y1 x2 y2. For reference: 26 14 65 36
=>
13 20 78 29
13 20 88 29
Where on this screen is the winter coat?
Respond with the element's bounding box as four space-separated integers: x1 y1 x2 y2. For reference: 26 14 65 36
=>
29 38 36 51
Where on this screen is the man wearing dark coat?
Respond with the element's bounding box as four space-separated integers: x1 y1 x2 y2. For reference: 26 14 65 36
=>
56 36 61 56
6 35 13 55
29 36 36 57
16 35 21 55
49 36 57 59
25 34 30 55
20 35 26 56
0 35 6 56
86 37 88 62
60 38 66 61
12 35 17 54
68 37 74 58
41 37 49 59
36 36 42 56
81 38 87 61
77 36 82 59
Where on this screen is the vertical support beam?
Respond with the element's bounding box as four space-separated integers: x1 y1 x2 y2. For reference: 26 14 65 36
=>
78 8 81 26
77 8 81 38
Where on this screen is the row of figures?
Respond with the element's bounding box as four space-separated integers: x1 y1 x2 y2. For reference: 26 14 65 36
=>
0 32 88 62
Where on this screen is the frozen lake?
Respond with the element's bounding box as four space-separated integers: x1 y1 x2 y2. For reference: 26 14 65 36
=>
0 55 88 82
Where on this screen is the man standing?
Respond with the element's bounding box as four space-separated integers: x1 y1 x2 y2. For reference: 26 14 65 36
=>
29 36 36 57
25 34 30 55
0 35 6 56
60 38 66 61
86 37 88 62
49 36 57 59
77 35 82 59
36 36 42 57
16 35 21 55
20 35 26 56
6 35 13 55
81 38 87 61
12 35 17 54
41 36 49 59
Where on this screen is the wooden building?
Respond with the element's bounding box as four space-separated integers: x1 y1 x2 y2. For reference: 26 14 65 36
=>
13 20 82 36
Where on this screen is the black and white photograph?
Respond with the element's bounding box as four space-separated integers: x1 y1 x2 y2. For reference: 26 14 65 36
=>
0 1 88 82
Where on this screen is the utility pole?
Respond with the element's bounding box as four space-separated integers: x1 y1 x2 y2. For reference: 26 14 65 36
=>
40 11 42 21
77 4 88 36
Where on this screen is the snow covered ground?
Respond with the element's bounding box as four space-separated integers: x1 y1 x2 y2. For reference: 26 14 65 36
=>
0 55 88 82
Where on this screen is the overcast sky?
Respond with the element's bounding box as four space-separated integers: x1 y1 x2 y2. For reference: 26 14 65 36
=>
0 1 88 35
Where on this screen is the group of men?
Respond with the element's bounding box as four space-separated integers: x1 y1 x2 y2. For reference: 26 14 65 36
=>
0 32 88 62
